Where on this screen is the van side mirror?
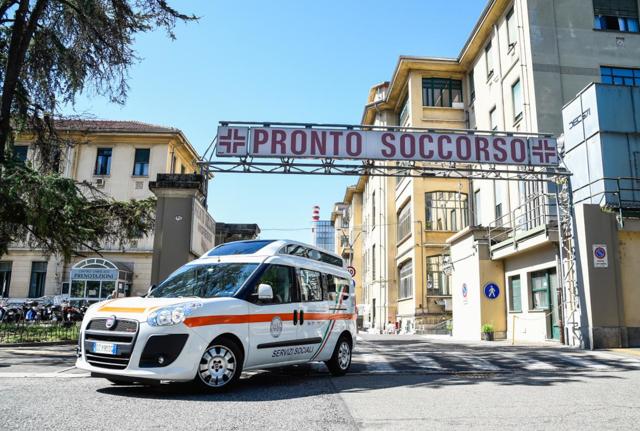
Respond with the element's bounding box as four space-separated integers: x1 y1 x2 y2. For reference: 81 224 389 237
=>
257 283 274 301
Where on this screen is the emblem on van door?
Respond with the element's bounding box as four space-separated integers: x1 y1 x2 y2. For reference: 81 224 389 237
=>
105 315 117 330
270 316 283 338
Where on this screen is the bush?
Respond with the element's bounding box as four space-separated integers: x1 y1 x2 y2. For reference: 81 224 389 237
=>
481 323 494 333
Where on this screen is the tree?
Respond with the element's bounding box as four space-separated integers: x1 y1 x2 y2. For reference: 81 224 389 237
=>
0 0 197 259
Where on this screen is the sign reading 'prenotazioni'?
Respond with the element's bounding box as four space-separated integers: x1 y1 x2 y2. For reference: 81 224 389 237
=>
216 126 559 167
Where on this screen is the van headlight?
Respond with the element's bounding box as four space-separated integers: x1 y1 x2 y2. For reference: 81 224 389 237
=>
147 303 200 327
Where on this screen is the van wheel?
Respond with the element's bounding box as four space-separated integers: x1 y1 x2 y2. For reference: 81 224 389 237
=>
193 338 243 391
325 335 352 376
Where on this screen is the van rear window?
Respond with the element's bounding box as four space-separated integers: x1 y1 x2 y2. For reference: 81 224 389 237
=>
208 240 274 256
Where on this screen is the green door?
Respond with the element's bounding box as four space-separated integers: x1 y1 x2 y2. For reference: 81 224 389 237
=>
549 269 560 340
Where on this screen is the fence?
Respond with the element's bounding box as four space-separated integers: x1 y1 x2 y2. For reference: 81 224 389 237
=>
0 321 80 344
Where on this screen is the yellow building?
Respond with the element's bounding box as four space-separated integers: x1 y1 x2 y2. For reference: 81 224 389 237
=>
1 120 201 301
340 58 471 333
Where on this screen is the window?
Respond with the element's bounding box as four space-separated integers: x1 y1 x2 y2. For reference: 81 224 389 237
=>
473 190 482 226
397 204 412 242
399 261 413 299
601 66 640 86
485 41 494 78
507 8 518 48
14 145 28 163
494 181 505 226
490 107 498 131
422 78 463 107
372 245 376 280
371 191 376 228
399 95 409 125
425 191 469 231
28 261 47 298
594 0 639 32
94 148 112 175
132 148 150 176
253 264 294 304
180 165 186 174
149 262 259 298
426 255 450 296
469 70 476 102
508 275 522 312
209 240 274 256
512 79 523 122
530 268 557 310
0 261 12 297
299 268 323 302
325 274 349 301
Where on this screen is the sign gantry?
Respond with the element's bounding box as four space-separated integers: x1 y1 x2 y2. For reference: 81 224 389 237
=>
199 121 581 347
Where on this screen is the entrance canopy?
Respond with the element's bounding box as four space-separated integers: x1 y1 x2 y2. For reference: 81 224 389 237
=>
68 258 132 302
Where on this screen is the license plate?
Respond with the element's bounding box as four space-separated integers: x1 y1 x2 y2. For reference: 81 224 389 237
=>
92 342 117 355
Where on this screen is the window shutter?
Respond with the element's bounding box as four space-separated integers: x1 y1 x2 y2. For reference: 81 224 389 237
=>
593 0 639 18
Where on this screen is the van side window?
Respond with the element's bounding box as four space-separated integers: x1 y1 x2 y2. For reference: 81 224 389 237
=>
325 275 350 302
298 268 323 302
252 264 294 304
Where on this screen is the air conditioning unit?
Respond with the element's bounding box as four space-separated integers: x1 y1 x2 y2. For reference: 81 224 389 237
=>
95 178 106 187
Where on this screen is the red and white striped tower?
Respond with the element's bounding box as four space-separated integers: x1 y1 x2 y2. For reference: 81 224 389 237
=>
311 205 320 244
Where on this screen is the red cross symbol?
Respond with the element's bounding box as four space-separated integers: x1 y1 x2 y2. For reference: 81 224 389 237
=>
530 139 557 165
218 128 246 154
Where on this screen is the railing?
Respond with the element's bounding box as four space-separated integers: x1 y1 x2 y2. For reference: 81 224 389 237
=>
573 177 640 209
415 319 452 335
0 321 80 344
487 193 558 247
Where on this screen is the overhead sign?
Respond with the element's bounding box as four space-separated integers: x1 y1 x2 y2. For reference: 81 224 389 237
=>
191 200 216 257
592 244 608 268
484 282 500 299
70 268 118 281
217 126 559 167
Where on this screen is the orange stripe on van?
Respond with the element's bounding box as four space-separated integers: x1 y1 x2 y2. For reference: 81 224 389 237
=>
183 312 354 328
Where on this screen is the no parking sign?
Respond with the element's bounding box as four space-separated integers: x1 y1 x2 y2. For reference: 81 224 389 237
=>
592 244 608 268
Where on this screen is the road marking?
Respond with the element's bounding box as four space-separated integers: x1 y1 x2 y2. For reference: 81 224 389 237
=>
0 372 89 378
501 352 558 371
355 346 397 373
548 353 610 370
394 351 445 370
448 352 501 371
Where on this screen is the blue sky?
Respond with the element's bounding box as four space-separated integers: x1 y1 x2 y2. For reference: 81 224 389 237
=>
67 0 486 243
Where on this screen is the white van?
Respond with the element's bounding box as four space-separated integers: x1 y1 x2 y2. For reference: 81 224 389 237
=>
75 240 356 391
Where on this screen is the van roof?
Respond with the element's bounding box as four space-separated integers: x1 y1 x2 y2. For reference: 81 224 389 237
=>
202 239 344 269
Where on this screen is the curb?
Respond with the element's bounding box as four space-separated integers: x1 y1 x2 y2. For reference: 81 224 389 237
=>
0 340 77 348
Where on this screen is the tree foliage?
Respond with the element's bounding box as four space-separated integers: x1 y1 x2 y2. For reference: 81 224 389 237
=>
0 0 197 259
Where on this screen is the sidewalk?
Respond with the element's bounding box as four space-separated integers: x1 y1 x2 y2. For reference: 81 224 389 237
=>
0 344 87 377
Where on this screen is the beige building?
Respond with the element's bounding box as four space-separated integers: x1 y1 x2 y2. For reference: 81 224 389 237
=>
1 120 201 301
337 0 640 344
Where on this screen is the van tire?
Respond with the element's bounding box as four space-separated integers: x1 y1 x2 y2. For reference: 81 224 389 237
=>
325 334 352 376
192 337 243 392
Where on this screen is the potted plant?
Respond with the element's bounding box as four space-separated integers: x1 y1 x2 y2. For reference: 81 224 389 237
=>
481 323 494 341
446 320 453 336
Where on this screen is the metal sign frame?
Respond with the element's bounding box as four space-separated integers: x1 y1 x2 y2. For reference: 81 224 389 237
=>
199 121 582 347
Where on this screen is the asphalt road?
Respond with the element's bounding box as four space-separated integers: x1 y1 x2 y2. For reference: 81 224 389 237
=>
1 334 640 430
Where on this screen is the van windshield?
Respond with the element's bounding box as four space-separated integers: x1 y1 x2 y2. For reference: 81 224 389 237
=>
149 262 258 298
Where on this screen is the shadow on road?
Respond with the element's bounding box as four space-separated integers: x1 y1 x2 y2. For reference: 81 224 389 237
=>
95 365 628 402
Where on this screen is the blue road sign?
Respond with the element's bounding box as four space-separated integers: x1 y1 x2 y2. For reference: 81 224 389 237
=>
484 282 500 299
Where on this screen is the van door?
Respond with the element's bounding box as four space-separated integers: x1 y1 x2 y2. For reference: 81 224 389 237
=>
245 264 302 368
296 268 329 361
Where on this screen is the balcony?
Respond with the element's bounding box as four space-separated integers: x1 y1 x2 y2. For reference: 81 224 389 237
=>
487 193 558 259
573 177 640 223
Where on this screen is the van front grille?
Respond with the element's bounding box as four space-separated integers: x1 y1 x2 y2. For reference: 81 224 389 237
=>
84 318 139 370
